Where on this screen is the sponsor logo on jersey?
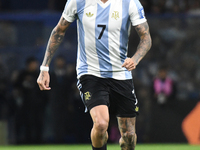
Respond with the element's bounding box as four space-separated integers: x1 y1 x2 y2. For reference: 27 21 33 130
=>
111 11 119 20
84 91 92 100
86 12 94 17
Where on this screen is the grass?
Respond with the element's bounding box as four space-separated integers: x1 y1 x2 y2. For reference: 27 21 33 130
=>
0 144 199 150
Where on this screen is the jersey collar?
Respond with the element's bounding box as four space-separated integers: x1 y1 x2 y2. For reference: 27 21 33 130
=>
96 0 111 8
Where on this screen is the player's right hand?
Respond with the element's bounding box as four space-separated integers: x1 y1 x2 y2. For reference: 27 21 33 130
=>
122 57 137 71
37 71 51 90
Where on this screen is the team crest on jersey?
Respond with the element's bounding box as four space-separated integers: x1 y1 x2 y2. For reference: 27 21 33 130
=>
84 91 92 100
86 12 94 17
111 11 119 20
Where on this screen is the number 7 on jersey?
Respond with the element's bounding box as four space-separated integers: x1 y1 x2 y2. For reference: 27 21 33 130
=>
97 24 106 39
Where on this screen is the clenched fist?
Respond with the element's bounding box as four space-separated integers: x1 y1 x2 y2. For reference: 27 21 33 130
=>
122 57 137 71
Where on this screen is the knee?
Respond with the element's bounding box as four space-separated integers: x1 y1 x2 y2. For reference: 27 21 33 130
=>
93 120 109 133
120 132 137 146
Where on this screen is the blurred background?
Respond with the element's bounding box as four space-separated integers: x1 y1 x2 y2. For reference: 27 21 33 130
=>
0 0 200 146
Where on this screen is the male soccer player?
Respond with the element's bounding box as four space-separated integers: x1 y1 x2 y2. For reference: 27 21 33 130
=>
37 0 152 149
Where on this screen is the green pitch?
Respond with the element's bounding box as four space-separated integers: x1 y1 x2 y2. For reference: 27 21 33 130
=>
0 144 199 150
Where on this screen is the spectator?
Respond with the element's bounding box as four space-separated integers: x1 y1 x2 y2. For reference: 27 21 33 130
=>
152 65 176 105
13 57 48 144
0 22 17 48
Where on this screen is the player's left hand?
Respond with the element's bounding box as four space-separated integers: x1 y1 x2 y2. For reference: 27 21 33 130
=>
122 57 137 71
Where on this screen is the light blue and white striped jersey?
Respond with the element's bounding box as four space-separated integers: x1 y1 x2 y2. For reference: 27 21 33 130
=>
62 0 146 80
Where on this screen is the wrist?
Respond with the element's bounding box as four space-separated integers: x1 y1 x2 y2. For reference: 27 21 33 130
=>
40 66 49 72
131 56 139 65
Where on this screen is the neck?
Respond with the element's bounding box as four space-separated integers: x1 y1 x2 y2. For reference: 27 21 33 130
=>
101 0 108 3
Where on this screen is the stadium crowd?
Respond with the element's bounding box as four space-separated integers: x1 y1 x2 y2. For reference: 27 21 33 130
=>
0 0 200 145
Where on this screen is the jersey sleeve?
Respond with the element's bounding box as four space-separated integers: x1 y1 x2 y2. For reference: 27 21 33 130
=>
129 0 147 26
62 0 77 23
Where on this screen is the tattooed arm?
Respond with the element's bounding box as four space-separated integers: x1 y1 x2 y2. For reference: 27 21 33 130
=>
37 17 71 90
42 17 71 66
122 22 152 71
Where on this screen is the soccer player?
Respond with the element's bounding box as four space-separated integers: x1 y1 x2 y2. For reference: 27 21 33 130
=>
37 0 152 149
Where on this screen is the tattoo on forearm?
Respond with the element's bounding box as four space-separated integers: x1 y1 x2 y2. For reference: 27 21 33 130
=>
43 29 65 66
42 18 70 66
134 22 152 64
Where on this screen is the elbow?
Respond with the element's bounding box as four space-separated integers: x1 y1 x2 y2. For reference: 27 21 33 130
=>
53 25 66 34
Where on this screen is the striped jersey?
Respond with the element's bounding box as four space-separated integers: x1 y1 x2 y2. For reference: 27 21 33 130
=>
62 0 146 80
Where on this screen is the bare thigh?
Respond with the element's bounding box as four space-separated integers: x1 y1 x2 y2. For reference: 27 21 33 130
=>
90 105 109 125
